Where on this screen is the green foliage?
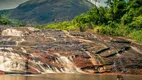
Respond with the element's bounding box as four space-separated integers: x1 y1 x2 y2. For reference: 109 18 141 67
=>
0 17 8 25
45 21 77 30
129 30 142 42
73 6 107 25
0 16 25 26
36 25 44 29
72 0 142 42
41 0 142 43
99 24 130 36
129 15 142 29
0 0 93 24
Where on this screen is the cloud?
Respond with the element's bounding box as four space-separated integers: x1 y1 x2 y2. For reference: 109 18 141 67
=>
0 0 29 10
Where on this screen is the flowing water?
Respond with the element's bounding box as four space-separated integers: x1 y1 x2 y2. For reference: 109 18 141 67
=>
0 74 142 80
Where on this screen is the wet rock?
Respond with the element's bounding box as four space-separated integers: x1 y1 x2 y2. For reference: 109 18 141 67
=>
2 28 23 37
0 27 142 74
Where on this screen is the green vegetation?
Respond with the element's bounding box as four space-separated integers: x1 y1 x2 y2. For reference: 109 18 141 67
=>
0 0 93 24
0 17 8 25
0 16 25 26
0 0 141 42
44 21 76 30
39 0 142 43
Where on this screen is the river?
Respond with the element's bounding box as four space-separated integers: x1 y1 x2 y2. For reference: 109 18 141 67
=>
0 74 142 80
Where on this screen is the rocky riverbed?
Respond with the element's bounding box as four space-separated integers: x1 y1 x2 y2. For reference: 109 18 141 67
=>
0 27 142 74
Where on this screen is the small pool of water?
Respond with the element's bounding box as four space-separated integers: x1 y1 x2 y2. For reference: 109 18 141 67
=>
0 74 142 80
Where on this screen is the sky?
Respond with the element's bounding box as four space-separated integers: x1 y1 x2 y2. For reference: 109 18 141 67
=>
88 0 107 6
0 0 29 10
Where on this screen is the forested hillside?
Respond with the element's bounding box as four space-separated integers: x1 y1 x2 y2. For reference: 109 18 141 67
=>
0 0 93 24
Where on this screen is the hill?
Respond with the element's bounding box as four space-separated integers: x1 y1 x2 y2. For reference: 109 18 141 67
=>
0 0 94 24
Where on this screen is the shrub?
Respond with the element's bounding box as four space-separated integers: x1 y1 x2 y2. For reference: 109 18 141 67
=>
0 18 8 25
129 30 142 42
45 21 76 31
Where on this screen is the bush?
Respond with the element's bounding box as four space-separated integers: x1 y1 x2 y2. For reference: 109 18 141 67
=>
44 21 77 31
99 26 117 36
0 18 8 25
129 15 142 29
129 30 142 42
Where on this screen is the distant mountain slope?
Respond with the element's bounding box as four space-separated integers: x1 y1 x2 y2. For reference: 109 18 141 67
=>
0 0 94 24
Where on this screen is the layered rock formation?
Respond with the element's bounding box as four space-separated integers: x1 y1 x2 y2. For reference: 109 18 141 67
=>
0 27 142 74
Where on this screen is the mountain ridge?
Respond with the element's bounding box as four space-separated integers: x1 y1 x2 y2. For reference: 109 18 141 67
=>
0 0 94 24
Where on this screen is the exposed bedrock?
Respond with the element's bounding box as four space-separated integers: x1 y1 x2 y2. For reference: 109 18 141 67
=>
0 27 142 74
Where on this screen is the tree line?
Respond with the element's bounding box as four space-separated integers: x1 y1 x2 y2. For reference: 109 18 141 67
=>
0 0 141 42
41 0 142 42
0 16 25 26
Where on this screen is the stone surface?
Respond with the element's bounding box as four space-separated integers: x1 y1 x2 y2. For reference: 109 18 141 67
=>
2 28 23 37
0 27 142 74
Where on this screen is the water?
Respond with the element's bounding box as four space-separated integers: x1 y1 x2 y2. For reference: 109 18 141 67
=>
0 74 142 80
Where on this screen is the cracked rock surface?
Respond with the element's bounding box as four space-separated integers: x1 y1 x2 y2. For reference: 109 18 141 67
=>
0 27 142 74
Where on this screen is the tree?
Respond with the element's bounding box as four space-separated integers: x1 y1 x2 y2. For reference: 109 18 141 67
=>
129 15 142 29
0 17 8 25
